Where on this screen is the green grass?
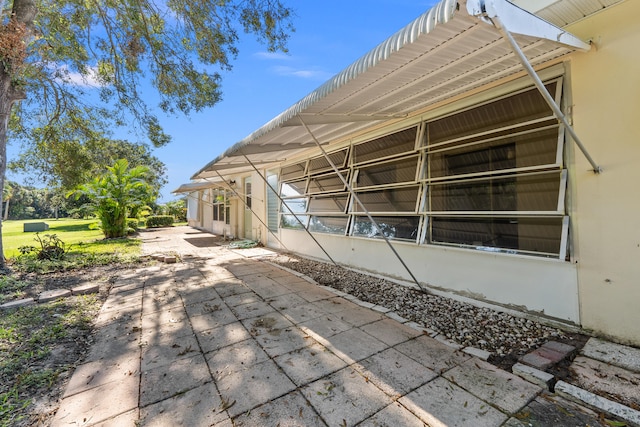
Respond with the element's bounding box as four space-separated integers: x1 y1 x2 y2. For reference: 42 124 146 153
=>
2 218 141 259
2 219 104 258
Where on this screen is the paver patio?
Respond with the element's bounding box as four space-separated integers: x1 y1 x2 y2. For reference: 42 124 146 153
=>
50 227 612 426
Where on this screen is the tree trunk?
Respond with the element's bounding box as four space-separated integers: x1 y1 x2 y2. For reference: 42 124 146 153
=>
0 78 16 267
0 0 37 268
3 197 8 220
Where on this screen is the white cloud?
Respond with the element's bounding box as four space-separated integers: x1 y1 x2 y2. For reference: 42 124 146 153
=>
272 65 333 81
54 64 104 88
254 51 291 60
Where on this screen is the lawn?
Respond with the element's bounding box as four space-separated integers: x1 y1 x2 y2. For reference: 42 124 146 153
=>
2 218 139 259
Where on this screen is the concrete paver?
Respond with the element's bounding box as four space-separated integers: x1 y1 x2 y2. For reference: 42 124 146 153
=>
443 358 541 414
359 317 423 346
232 391 326 427
299 313 353 338
354 347 438 398
140 353 211 407
362 401 429 426
51 376 139 426
301 367 393 426
140 332 200 371
395 335 471 374
216 359 297 417
507 393 610 427
273 341 348 386
399 376 508 426
52 226 637 426
196 322 252 354
582 337 640 372
569 355 640 408
205 339 270 381
139 382 228 426
64 354 139 398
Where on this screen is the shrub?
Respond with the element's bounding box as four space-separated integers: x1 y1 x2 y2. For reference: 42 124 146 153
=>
127 218 139 233
18 233 68 261
145 215 173 228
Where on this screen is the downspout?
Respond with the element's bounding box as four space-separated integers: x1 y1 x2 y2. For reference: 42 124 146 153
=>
298 115 428 294
239 153 339 266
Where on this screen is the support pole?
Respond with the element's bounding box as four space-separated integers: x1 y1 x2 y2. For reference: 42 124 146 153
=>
492 17 602 174
297 115 428 293
240 153 339 266
208 174 289 251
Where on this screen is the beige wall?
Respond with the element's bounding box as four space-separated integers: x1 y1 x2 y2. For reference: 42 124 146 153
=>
567 0 640 345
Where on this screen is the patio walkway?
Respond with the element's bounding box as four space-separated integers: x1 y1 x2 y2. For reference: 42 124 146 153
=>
50 226 614 426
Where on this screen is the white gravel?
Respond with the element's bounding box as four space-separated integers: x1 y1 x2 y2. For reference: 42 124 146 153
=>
271 253 569 357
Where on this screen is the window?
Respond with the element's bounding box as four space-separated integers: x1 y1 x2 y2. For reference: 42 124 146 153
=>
352 216 420 241
308 149 348 175
423 80 568 257
245 181 252 210
352 187 420 214
212 191 229 223
355 156 419 188
266 172 279 232
309 216 349 234
353 127 417 164
308 172 348 194
278 78 569 257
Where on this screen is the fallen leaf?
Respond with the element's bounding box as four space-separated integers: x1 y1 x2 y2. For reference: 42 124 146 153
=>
604 420 627 427
219 397 236 411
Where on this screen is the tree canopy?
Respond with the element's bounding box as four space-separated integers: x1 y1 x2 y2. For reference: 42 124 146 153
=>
10 137 167 193
0 0 295 264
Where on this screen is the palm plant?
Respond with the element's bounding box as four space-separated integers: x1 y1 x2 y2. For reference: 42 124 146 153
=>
70 159 154 238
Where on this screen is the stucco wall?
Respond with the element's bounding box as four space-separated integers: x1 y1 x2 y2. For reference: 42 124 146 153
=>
567 0 640 345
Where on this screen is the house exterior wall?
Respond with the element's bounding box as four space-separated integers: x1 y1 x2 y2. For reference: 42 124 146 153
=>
186 192 200 227
566 0 640 345
201 189 213 232
192 1 638 345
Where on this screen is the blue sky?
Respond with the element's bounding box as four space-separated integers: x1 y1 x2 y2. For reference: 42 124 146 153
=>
8 1 438 201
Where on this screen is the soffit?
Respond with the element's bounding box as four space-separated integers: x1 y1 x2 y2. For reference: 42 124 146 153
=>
514 0 625 27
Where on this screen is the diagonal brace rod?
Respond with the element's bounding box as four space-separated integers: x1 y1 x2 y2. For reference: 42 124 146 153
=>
492 16 602 173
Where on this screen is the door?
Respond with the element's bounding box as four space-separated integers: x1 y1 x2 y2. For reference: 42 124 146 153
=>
266 171 280 247
243 178 252 239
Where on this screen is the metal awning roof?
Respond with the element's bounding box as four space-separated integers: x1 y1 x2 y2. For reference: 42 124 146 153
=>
172 181 221 194
190 0 597 181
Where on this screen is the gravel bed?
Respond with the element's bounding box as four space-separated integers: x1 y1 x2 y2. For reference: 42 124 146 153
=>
270 253 583 362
